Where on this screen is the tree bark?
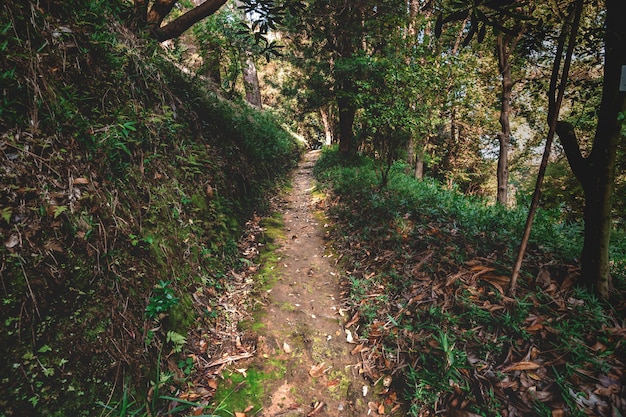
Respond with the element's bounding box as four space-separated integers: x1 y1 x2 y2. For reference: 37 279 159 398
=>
242 52 262 108
337 86 356 155
510 0 582 296
555 0 625 299
152 0 228 42
556 122 613 298
133 0 148 29
203 47 222 85
319 106 334 145
415 153 425 179
495 31 516 206
147 0 177 29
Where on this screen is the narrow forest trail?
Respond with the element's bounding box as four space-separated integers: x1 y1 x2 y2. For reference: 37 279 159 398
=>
232 151 377 416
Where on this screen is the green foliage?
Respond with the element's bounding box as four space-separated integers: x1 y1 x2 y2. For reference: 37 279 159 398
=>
0 1 300 415
406 329 470 412
316 147 581 262
209 364 286 416
315 147 624 415
145 281 179 319
166 331 187 353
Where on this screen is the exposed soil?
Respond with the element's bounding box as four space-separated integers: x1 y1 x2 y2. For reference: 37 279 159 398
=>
243 150 376 416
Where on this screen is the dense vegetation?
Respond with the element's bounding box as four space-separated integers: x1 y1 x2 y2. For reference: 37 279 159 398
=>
0 1 300 415
315 147 626 416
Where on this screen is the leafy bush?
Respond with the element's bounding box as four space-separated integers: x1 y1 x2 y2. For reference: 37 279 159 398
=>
317 147 583 264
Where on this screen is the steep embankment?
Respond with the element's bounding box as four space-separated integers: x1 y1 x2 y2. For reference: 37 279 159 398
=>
0 2 300 415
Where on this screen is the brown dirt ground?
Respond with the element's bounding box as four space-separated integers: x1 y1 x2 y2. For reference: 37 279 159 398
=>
246 150 376 416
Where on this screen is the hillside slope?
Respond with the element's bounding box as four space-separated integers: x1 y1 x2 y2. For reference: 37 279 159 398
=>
0 2 301 415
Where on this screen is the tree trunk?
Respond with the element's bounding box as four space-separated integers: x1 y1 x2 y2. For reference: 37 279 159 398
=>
581 185 613 297
405 0 420 173
555 0 625 299
241 52 262 108
319 106 334 145
147 0 177 29
337 92 356 155
132 0 148 29
204 48 222 85
556 121 615 298
495 32 514 206
415 152 425 180
152 0 228 42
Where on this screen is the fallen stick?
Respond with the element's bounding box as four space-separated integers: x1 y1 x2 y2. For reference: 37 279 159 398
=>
206 352 254 368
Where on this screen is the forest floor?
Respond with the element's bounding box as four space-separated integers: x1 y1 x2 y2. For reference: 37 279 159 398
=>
195 151 392 416
187 149 625 417
244 150 377 416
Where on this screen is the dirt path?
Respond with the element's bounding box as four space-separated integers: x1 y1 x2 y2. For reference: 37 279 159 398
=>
243 150 375 416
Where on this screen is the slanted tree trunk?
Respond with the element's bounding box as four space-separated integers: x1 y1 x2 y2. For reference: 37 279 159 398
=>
146 0 177 29
136 0 228 42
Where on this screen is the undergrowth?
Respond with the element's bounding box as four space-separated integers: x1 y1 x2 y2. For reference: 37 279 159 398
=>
315 146 626 416
0 1 300 415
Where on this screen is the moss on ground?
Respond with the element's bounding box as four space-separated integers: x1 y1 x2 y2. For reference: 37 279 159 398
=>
209 363 287 416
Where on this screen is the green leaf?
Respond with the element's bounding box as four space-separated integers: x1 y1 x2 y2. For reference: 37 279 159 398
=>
1 207 11 223
38 345 52 353
53 205 68 218
166 331 187 353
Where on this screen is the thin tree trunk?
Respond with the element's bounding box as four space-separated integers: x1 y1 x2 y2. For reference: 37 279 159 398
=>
405 0 421 172
319 106 334 145
415 154 424 179
205 51 222 85
495 32 516 206
510 0 582 296
242 52 262 108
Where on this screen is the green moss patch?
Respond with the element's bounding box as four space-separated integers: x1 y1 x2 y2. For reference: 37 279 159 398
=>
209 363 287 416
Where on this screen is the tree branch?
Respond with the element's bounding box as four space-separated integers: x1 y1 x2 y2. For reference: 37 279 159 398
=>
147 0 178 29
555 120 587 183
153 0 228 42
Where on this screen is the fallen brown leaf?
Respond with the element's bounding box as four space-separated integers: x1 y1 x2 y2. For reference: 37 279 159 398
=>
345 311 360 328
309 362 327 378
502 361 541 372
